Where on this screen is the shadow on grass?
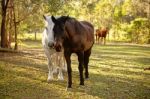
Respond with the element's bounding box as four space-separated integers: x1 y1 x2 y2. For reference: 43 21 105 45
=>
0 43 150 99
0 69 63 99
92 44 150 67
1 62 149 99
87 71 149 99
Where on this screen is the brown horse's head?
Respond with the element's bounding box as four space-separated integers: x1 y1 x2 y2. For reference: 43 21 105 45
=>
51 15 69 52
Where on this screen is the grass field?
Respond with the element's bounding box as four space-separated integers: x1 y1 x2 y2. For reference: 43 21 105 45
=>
0 40 150 99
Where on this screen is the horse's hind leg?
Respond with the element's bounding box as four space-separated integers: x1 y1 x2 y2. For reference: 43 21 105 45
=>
77 52 84 85
84 48 92 79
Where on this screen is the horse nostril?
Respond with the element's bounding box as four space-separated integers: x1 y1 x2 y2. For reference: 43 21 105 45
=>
55 45 61 52
48 42 54 48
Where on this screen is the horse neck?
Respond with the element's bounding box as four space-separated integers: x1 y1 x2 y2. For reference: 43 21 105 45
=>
64 21 75 40
65 20 84 36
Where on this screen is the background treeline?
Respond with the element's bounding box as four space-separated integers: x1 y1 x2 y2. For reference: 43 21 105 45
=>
0 0 150 50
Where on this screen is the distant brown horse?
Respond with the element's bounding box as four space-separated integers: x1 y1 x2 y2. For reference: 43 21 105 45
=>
95 27 109 45
51 16 94 88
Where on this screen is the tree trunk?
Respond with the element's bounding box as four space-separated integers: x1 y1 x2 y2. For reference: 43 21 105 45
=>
7 0 14 49
13 2 18 50
1 12 8 48
1 0 10 48
14 22 18 50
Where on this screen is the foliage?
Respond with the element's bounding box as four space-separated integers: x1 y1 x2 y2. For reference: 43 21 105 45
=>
127 18 150 43
0 0 150 50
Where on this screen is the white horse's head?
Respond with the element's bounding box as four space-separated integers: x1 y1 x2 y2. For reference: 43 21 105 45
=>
43 15 55 48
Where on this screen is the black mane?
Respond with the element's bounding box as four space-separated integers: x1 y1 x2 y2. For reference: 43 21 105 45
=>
57 16 75 23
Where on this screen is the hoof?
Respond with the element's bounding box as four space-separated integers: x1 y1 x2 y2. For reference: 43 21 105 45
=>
58 76 64 81
85 75 89 79
80 82 84 85
85 77 89 80
63 65 67 72
78 85 85 89
47 77 54 82
66 86 72 91
57 78 64 81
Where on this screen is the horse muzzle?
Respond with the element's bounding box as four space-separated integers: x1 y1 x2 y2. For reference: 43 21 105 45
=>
48 42 54 48
54 44 62 52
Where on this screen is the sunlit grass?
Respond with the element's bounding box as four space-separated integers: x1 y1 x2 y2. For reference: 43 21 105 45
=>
18 32 42 49
0 41 150 99
19 32 42 41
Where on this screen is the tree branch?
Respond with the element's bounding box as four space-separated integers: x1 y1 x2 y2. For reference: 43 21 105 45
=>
16 5 40 24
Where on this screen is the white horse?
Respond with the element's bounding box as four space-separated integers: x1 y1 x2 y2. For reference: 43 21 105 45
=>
42 15 66 82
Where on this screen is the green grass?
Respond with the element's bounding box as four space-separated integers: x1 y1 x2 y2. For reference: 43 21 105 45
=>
19 33 42 41
0 41 150 99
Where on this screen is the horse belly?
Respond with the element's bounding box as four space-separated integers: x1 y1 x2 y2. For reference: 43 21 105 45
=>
84 41 94 51
84 33 94 51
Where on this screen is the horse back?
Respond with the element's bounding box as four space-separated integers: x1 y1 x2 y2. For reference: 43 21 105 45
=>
96 28 108 37
65 19 94 51
100 28 108 37
80 21 94 41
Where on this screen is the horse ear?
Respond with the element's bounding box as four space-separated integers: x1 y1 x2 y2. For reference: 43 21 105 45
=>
63 16 69 24
51 15 57 24
43 15 46 20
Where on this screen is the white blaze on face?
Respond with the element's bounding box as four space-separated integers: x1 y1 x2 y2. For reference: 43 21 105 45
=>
42 16 60 48
44 16 55 46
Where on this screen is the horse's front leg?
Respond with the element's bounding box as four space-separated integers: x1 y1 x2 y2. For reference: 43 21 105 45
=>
95 35 97 43
100 37 103 44
58 68 64 80
77 52 84 85
56 53 64 81
44 49 54 82
104 37 106 45
47 59 54 82
64 51 72 88
98 36 100 44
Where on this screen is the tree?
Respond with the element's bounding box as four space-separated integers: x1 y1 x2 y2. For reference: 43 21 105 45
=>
1 0 10 48
1 0 44 49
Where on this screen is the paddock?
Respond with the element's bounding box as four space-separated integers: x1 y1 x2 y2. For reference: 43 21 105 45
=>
0 40 149 99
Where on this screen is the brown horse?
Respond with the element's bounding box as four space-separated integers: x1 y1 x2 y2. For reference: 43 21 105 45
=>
95 27 109 45
51 16 94 88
